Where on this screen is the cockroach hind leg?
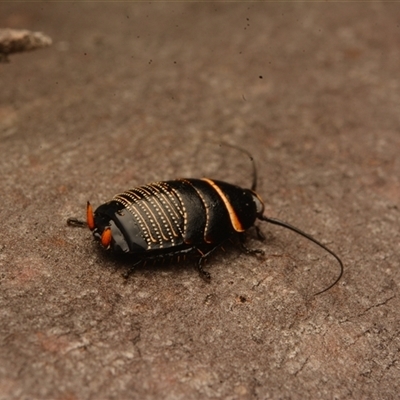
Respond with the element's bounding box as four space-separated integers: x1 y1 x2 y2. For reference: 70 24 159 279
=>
122 260 142 280
195 247 212 282
197 258 211 282
239 234 265 256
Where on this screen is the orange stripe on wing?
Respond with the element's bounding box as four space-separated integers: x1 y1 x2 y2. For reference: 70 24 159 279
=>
201 178 245 233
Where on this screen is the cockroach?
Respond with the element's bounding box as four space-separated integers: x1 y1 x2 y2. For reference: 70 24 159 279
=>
68 146 343 295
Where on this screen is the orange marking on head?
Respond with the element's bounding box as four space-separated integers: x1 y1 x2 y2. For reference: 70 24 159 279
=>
86 201 95 230
101 227 112 248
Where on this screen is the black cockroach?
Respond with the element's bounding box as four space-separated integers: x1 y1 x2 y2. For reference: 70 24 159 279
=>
68 147 343 295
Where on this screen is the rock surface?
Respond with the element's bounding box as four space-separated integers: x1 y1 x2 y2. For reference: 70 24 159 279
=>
1 3 399 399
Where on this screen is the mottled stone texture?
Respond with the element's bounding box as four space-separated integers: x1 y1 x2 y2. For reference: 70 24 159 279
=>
0 3 399 399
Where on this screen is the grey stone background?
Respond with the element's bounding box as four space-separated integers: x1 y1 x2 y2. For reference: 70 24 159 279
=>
1 3 399 399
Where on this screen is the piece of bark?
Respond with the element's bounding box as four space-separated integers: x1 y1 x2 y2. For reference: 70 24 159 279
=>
0 28 52 62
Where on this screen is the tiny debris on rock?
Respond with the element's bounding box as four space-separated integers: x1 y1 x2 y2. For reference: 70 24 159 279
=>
0 28 52 62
